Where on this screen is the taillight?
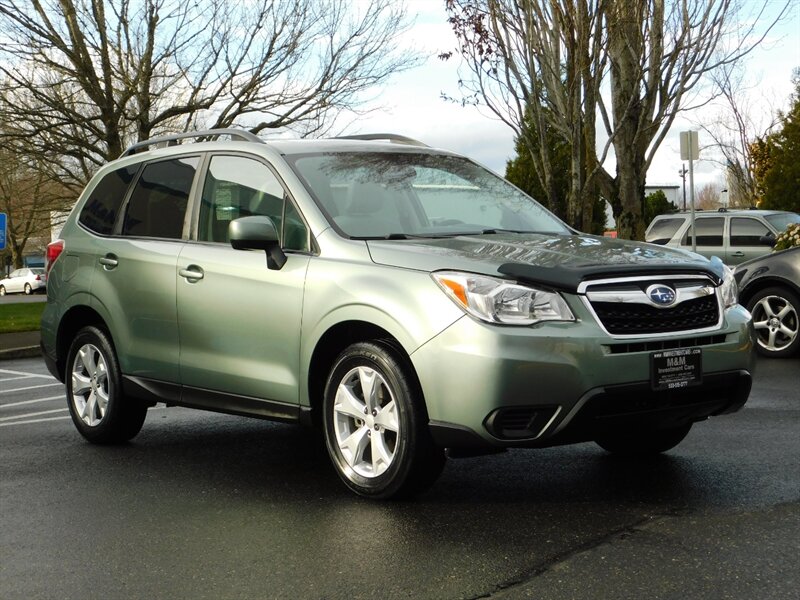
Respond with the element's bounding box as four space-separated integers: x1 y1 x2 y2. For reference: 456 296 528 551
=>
46 240 65 274
35 274 41 281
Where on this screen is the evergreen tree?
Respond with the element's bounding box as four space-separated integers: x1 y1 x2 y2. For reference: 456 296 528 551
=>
752 74 800 213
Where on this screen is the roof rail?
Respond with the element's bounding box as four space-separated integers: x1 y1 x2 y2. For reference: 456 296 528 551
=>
120 128 263 157
334 133 429 147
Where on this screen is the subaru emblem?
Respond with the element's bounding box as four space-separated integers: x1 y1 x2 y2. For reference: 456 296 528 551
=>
646 284 677 307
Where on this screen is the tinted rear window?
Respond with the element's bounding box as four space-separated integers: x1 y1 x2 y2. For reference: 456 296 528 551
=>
79 165 139 235
645 218 683 245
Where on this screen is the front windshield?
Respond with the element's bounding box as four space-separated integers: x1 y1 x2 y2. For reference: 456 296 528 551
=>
765 212 800 232
288 152 569 238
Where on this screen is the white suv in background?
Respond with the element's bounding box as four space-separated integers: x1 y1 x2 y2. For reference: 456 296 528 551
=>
645 209 800 265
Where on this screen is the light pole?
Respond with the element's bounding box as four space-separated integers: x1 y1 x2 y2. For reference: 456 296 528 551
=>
678 164 688 211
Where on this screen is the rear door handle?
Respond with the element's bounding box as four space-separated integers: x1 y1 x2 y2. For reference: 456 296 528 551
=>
730 251 745 257
179 266 204 282
99 254 118 269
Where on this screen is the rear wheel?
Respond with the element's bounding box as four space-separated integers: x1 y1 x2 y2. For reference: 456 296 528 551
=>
66 326 147 444
24 283 32 295
0 286 6 296
747 286 800 358
323 341 445 499
595 423 692 455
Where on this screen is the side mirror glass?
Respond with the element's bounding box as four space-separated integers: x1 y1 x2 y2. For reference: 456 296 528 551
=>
229 216 286 270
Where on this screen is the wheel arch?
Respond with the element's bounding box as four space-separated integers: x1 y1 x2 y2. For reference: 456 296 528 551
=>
305 320 420 427
55 305 109 381
740 276 800 308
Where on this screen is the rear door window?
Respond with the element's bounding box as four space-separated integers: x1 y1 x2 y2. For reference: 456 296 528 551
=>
122 157 199 239
682 217 723 247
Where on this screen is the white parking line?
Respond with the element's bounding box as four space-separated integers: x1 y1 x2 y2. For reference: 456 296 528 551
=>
0 408 67 422
0 375 37 382
0 415 71 427
1 395 64 409
0 368 55 379
0 383 62 394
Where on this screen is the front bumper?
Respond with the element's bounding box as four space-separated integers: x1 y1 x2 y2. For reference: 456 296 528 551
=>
412 304 755 449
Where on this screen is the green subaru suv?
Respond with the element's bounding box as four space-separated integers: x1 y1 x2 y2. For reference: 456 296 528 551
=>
41 130 755 498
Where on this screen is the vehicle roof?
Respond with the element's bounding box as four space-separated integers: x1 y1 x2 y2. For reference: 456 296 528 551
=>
118 135 456 162
655 209 794 218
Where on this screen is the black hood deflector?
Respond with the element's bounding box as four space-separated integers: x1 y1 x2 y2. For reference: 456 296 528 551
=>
497 260 725 292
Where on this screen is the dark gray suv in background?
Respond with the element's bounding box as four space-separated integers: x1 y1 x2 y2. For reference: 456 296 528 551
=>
41 130 755 498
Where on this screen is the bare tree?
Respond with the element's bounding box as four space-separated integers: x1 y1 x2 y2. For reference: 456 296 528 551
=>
0 145 70 268
444 0 789 239
443 1 607 231
695 181 723 210
697 64 777 208
0 0 418 193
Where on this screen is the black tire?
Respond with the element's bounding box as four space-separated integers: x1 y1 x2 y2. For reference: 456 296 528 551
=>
746 286 800 358
24 283 32 295
65 326 147 444
322 341 445 499
595 423 692 455
0 286 6 296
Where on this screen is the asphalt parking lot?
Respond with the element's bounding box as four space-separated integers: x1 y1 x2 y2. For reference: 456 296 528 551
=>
1 354 798 600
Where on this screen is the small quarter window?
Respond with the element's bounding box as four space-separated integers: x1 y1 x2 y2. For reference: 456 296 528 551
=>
122 157 198 239
79 165 138 235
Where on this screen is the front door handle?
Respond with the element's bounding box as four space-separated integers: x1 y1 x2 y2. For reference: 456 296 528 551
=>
99 254 118 270
730 251 745 257
179 266 204 282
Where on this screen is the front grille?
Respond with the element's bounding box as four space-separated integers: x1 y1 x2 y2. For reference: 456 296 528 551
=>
590 294 719 335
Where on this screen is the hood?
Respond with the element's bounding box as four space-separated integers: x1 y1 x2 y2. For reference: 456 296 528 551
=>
367 233 725 291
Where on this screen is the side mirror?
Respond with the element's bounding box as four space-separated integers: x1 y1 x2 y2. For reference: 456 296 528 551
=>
229 216 286 270
758 233 776 247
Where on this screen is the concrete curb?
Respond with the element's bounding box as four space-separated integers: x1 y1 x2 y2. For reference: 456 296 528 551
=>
0 330 42 360
0 346 42 360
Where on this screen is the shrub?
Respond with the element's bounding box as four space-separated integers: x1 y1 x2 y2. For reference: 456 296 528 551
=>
773 222 800 251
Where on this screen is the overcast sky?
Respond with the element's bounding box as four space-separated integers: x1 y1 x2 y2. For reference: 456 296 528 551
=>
347 1 800 197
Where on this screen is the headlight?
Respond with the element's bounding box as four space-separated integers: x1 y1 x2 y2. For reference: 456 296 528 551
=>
432 271 575 325
719 264 738 309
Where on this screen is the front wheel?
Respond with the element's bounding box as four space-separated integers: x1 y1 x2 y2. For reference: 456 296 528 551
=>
323 341 445 499
595 423 692 455
747 286 800 358
66 326 147 444
0 286 6 296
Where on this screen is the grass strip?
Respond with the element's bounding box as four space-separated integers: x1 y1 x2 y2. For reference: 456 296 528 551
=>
0 302 45 333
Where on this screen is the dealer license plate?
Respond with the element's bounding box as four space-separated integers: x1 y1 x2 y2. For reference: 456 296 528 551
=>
650 348 702 391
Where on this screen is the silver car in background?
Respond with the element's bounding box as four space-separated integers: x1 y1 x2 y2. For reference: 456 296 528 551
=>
0 267 47 295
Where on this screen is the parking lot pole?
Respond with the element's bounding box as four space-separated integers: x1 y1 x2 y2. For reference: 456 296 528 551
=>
680 131 699 253
689 156 696 252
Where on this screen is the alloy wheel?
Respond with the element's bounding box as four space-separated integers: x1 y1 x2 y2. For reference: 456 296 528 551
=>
70 343 110 427
751 295 798 353
332 366 400 478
